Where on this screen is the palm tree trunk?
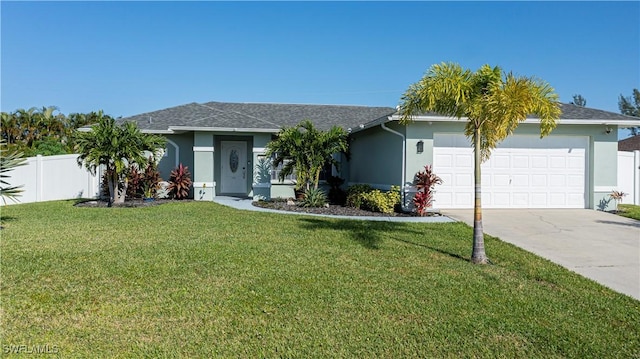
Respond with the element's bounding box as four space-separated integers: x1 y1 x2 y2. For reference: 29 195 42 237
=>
107 170 116 207
471 127 489 264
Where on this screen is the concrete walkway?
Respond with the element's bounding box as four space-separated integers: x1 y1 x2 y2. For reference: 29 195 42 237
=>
212 197 455 223
442 209 640 300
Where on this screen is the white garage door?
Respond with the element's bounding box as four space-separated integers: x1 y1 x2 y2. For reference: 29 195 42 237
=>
433 134 588 209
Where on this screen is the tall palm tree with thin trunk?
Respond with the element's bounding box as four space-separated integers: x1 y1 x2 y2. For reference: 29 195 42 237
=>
399 62 560 264
74 113 166 206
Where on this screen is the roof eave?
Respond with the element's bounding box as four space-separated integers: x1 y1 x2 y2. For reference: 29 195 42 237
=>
140 129 176 135
388 114 640 126
168 126 280 133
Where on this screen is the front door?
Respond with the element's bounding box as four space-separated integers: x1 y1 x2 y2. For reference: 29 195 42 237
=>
220 141 248 194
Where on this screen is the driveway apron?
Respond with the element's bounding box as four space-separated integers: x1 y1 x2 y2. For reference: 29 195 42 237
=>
442 209 640 301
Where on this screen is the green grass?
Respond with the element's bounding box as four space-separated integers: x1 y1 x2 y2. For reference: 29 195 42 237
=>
617 204 640 221
1 201 639 358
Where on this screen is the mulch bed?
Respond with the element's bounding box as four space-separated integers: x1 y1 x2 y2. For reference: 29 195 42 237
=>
252 200 422 217
74 198 193 208
74 198 430 218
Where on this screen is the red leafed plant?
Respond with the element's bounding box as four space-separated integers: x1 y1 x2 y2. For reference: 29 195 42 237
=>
168 163 192 200
413 164 443 216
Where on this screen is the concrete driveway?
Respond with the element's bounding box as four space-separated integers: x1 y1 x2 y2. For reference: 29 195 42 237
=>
442 209 640 301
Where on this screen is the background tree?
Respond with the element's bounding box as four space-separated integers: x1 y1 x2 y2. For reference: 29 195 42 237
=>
571 94 587 107
618 88 640 136
266 120 348 192
399 62 560 264
1 107 103 156
0 139 27 204
74 113 166 206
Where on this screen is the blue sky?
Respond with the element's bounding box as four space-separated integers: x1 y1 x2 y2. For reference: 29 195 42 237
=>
2 1 639 124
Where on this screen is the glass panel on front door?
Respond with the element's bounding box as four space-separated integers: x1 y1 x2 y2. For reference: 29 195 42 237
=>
230 150 239 173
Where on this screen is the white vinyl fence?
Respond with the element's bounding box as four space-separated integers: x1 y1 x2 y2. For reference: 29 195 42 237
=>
618 150 640 205
2 152 639 207
3 154 101 206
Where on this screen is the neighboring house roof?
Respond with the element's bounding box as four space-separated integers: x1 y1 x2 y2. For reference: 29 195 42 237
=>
121 101 396 134
619 135 640 152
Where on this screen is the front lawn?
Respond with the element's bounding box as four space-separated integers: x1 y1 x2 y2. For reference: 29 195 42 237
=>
617 204 640 220
1 201 638 358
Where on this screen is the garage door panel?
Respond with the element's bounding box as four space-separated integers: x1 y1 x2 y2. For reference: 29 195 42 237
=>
455 192 473 206
433 134 587 209
491 154 510 169
455 153 473 167
512 174 529 186
512 192 529 206
439 173 453 185
531 193 548 206
567 155 585 169
567 193 584 206
531 156 548 168
435 154 453 167
455 174 473 186
550 193 567 206
567 175 583 187
531 174 548 187
492 174 511 186
492 192 510 206
549 174 565 187
512 155 529 168
550 156 566 168
436 192 453 207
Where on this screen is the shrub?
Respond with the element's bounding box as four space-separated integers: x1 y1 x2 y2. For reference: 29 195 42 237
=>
126 166 144 199
360 188 400 214
413 164 443 216
142 158 162 198
327 175 346 205
31 138 69 156
300 188 327 208
168 163 192 200
346 184 373 208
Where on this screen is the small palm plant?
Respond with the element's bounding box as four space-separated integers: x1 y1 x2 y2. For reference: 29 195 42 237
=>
610 190 627 213
300 187 328 208
0 139 27 204
168 163 192 200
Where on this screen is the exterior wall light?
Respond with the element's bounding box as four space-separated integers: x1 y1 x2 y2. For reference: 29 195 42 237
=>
417 140 424 154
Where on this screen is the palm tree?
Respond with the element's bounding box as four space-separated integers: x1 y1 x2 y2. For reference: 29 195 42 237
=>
0 139 27 204
74 113 166 206
399 62 560 264
266 120 348 192
1 112 20 145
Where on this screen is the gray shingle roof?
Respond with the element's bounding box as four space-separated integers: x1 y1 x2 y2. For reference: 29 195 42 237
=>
121 101 396 133
393 103 639 121
120 101 640 134
553 103 640 121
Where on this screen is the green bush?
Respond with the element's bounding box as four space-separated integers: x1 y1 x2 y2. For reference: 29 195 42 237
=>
300 188 328 208
346 184 400 214
346 184 373 208
360 188 400 214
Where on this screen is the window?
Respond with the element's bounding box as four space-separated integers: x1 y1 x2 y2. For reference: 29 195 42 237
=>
269 160 334 182
271 160 296 182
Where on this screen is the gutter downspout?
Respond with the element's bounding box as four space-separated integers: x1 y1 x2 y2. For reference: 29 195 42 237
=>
380 121 408 212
